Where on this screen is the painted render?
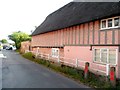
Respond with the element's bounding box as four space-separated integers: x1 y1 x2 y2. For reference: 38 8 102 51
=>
31 20 119 47
30 19 120 78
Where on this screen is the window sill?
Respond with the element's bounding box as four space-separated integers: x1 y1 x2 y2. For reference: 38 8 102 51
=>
100 26 120 31
52 56 58 58
93 61 106 65
93 61 117 66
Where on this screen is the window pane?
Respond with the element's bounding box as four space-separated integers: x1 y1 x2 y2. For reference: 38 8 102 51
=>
95 57 100 62
55 50 57 56
52 49 55 56
108 19 112 27
52 48 59 57
56 50 59 56
101 49 107 63
114 18 119 26
109 50 116 64
94 49 100 62
95 49 100 56
102 20 106 28
101 53 107 63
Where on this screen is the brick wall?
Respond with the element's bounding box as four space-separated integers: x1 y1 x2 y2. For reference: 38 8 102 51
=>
20 41 31 53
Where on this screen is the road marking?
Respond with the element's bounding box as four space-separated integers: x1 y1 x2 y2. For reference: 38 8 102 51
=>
0 54 7 59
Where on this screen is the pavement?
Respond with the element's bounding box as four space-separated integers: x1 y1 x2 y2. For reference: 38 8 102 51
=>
1 50 91 88
0 51 2 89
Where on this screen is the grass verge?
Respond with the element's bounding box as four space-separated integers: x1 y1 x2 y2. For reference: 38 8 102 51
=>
15 49 20 52
22 52 119 89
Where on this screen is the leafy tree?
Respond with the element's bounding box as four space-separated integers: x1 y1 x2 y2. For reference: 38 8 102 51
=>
0 39 8 43
8 31 31 49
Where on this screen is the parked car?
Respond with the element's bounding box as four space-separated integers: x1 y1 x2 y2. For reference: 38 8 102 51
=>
3 45 8 49
6 46 16 50
6 47 12 50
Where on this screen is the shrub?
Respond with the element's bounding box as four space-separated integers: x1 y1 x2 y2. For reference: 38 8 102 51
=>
15 49 20 52
22 52 35 60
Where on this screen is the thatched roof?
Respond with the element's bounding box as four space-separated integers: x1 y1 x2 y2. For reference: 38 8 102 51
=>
32 2 120 36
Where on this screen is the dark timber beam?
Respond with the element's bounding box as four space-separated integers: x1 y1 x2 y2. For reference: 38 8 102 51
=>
90 44 120 52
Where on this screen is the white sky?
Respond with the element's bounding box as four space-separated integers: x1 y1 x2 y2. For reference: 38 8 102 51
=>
0 0 72 42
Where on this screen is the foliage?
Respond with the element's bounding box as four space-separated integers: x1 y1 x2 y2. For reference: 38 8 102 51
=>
0 39 8 43
22 52 34 60
15 49 20 52
8 31 31 49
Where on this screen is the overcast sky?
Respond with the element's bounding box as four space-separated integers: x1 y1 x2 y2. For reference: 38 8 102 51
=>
0 0 119 42
0 0 72 42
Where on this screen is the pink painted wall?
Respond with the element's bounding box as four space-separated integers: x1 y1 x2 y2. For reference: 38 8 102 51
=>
64 46 119 78
118 30 120 78
107 31 112 44
89 22 93 44
94 21 99 44
32 20 119 48
31 17 120 78
84 23 88 44
76 26 80 45
115 30 119 44
32 47 64 57
64 46 92 61
100 31 105 44
118 52 120 78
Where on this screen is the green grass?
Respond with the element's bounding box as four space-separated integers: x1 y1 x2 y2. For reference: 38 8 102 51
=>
22 52 34 60
22 52 120 89
15 49 20 52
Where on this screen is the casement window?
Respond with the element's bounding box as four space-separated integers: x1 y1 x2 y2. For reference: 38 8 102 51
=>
94 49 117 65
114 18 119 26
101 16 120 30
51 48 59 57
108 19 112 27
101 20 106 28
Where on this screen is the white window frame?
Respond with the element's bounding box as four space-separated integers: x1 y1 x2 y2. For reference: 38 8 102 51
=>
93 48 118 65
114 17 120 27
100 16 120 30
101 20 107 29
51 48 59 58
107 18 113 28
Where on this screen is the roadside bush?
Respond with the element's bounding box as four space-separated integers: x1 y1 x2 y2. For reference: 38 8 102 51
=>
15 49 20 52
22 52 35 60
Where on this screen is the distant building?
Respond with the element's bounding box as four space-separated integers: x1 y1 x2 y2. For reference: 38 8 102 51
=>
20 41 31 53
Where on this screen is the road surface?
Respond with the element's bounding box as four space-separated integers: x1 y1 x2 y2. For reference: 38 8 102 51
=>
1 50 90 88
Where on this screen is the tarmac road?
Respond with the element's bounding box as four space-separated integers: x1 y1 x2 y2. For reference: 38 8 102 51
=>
1 50 91 88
